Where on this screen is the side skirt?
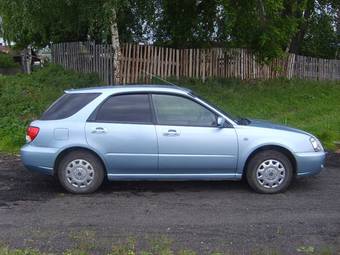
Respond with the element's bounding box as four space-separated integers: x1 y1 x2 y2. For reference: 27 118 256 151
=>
107 173 242 181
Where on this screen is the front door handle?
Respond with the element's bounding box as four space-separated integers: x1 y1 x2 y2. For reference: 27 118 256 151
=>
92 127 107 134
163 129 180 137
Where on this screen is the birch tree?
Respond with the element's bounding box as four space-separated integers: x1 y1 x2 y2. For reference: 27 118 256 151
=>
110 7 121 84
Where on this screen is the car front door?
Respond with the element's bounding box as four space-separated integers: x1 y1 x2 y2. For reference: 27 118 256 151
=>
86 93 158 176
151 93 238 176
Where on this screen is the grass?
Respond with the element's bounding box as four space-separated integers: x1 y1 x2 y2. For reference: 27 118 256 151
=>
165 77 340 150
0 64 101 153
0 65 339 153
0 240 336 255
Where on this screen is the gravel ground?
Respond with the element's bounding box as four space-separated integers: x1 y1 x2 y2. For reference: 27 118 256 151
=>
0 153 339 254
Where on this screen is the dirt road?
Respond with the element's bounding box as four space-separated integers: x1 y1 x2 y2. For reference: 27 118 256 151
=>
0 153 339 254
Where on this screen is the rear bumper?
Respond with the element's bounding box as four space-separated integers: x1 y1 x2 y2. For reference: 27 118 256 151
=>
20 144 58 176
295 151 326 177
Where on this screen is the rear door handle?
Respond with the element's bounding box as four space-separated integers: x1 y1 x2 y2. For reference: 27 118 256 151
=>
92 127 107 134
163 129 180 137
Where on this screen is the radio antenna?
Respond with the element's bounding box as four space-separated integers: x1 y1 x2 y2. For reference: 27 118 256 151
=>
142 69 178 87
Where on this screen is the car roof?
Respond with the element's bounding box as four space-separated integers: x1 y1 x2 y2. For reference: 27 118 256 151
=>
65 84 192 95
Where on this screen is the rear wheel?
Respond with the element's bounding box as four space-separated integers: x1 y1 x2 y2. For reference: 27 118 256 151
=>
58 150 104 194
246 150 293 194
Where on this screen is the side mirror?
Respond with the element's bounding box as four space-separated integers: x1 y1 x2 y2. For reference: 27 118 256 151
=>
217 116 226 128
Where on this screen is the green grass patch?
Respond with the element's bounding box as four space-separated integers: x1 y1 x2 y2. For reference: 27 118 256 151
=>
0 241 336 255
0 66 339 153
0 64 101 153
164 78 340 150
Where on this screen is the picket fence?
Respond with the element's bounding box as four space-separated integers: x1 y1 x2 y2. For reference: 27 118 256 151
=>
51 42 340 84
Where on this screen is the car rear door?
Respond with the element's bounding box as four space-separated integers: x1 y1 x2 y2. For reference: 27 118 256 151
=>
85 93 158 176
151 93 238 176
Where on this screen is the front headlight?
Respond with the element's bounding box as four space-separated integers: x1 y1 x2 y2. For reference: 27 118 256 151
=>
309 137 323 152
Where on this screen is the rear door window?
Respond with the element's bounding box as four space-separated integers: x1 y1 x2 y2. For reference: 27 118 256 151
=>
94 94 152 124
40 93 100 120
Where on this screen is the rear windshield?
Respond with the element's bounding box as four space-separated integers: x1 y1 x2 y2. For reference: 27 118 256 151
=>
40 93 100 120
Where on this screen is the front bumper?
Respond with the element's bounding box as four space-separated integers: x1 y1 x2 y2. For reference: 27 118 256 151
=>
295 151 326 177
20 144 58 176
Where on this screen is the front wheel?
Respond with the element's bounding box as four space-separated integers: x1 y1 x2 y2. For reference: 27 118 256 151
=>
246 150 293 194
58 150 104 194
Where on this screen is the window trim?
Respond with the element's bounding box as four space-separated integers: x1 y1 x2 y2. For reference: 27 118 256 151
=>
87 92 154 125
150 93 220 128
87 91 233 128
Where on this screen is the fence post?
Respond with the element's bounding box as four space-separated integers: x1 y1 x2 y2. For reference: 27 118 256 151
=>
286 53 295 79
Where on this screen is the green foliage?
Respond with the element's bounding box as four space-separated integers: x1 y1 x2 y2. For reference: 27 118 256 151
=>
0 64 101 153
0 0 149 47
226 0 299 62
0 0 339 60
154 0 230 48
300 3 338 59
0 53 19 68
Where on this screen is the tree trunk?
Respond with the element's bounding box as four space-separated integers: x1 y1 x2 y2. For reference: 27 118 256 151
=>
336 8 340 58
287 0 314 54
21 45 32 74
111 7 121 84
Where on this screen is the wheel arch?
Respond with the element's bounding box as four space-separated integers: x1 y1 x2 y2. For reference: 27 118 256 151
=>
53 146 108 177
242 145 297 176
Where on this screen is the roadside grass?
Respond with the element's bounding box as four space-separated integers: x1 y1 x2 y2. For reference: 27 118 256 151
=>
163 77 340 150
0 64 101 153
0 65 339 153
0 240 336 255
0 231 336 254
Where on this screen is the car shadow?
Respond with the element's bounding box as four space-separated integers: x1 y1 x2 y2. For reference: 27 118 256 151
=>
99 179 250 194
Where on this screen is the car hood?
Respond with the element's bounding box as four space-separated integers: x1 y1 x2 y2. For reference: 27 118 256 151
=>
248 119 311 136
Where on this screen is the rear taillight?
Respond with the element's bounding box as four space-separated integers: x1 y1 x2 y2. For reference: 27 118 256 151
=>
26 126 40 142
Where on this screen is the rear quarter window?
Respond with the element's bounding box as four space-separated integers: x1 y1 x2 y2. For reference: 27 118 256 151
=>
40 93 100 120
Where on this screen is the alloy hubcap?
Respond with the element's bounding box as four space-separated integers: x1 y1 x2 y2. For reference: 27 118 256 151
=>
65 159 94 188
256 159 286 189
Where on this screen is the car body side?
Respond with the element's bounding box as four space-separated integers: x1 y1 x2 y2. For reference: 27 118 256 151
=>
20 86 325 180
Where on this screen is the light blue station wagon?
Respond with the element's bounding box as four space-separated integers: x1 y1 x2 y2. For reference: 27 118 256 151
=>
21 85 325 194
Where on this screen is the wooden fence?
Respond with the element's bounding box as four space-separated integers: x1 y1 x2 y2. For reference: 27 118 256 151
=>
52 41 114 84
51 42 340 84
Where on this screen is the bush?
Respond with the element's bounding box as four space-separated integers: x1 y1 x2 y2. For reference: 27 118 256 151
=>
0 53 20 68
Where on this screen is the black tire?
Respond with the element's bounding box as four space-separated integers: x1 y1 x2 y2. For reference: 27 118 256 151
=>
57 150 104 194
246 150 293 194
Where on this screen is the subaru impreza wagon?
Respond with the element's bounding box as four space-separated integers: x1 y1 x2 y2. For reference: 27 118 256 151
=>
21 85 325 194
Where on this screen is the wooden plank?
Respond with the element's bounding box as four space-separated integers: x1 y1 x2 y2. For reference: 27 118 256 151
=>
176 49 180 79
145 45 150 83
161 46 165 78
189 49 192 78
142 44 147 83
202 49 206 82
155 46 159 77
164 47 168 78
127 43 132 84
